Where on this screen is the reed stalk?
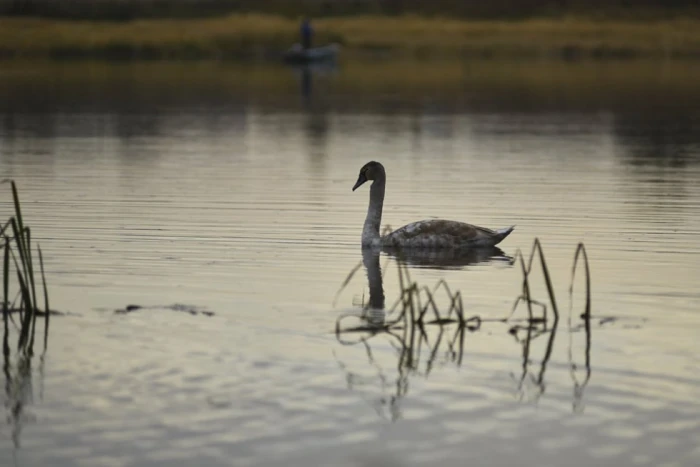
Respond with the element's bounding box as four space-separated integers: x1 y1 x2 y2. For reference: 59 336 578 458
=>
1 180 50 358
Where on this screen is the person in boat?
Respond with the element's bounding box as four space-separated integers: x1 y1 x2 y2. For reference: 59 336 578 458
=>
300 17 314 50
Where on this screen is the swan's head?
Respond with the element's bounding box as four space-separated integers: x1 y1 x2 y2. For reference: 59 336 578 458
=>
352 161 385 191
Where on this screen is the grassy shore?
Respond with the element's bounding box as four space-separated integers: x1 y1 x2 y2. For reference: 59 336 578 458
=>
2 14 700 60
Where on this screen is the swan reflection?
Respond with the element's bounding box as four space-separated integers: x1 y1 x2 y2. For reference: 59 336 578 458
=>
334 241 593 421
381 244 512 270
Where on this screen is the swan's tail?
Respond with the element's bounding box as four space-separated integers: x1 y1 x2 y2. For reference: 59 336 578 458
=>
494 225 515 244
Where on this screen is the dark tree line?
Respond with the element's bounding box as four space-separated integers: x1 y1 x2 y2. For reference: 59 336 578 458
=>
1 0 698 20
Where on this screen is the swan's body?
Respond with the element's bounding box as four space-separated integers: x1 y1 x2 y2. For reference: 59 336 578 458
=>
352 161 514 249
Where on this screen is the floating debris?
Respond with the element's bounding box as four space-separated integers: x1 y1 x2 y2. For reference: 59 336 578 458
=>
3 306 64 317
114 303 215 316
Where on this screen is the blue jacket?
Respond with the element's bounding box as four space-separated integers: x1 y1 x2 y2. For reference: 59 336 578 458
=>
301 20 313 41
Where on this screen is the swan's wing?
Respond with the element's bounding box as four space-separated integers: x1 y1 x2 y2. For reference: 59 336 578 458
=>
383 219 513 248
391 219 490 240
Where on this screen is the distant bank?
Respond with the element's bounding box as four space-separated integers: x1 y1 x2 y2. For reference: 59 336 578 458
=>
3 0 699 21
2 14 700 61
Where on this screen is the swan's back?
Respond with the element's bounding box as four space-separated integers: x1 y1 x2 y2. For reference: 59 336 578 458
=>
382 219 514 249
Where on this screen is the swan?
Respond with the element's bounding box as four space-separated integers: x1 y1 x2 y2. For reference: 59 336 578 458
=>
352 161 514 249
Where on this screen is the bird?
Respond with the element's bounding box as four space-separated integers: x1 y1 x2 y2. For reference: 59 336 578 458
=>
352 161 514 249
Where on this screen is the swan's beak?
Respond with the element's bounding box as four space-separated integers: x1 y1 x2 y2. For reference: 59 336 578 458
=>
352 173 368 191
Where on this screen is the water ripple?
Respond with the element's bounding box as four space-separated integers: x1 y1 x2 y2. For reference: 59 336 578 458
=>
2 88 700 466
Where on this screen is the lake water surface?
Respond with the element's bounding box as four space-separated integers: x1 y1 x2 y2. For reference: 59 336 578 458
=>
1 59 700 467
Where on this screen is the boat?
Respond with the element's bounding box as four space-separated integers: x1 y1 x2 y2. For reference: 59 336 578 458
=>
283 43 340 64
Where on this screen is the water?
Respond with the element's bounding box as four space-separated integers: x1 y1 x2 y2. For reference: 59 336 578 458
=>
1 59 700 467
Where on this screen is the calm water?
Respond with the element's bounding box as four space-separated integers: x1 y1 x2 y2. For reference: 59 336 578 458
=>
1 59 700 467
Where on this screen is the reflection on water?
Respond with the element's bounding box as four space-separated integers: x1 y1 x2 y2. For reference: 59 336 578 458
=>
383 245 511 270
3 352 42 450
3 313 48 452
336 241 593 422
2 59 700 466
614 111 700 167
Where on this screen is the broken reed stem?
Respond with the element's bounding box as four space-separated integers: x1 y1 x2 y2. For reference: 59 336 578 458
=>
569 242 592 388
2 240 9 358
39 247 50 352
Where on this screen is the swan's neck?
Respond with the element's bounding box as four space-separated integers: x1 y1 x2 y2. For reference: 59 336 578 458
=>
362 177 385 245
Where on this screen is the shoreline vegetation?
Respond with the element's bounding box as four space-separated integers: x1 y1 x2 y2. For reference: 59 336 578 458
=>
2 14 700 61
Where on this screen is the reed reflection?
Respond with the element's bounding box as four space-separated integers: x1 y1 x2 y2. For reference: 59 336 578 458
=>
334 247 485 421
334 245 513 421
506 240 592 407
334 239 594 420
